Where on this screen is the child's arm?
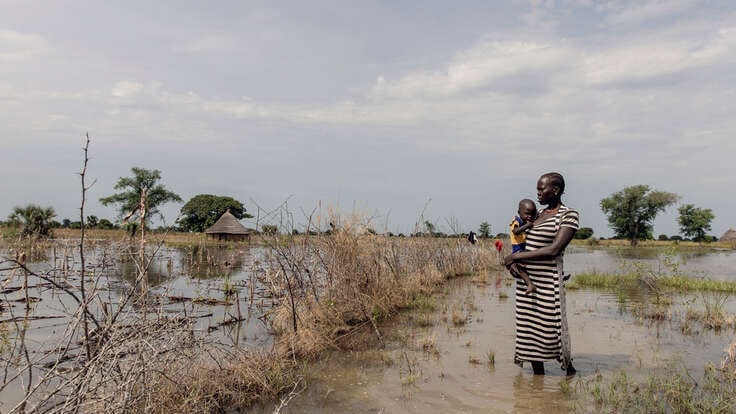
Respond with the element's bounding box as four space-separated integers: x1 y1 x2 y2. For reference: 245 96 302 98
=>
512 221 533 235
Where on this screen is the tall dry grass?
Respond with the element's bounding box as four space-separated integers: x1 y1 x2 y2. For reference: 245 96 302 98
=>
1 220 497 412
262 219 498 357
118 348 302 413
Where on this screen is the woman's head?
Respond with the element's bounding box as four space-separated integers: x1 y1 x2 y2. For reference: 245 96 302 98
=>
537 172 565 206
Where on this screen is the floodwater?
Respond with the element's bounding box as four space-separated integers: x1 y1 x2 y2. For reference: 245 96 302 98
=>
0 241 275 409
2 243 736 412
266 270 735 413
565 245 736 281
1 242 275 349
262 246 736 413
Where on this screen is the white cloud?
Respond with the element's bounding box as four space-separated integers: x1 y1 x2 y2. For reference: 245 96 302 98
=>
69 17 731 147
1 1 736 236
369 39 575 100
111 81 144 98
582 25 736 85
175 33 240 53
0 30 48 62
6 15 734 151
604 0 699 25
692 27 736 62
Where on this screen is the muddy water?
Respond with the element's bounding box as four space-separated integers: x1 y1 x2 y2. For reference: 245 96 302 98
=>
565 245 736 281
272 270 736 413
0 242 276 407
1 243 276 348
3 243 736 412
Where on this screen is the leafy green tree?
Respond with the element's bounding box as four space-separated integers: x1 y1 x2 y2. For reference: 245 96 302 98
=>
677 204 715 242
86 215 99 228
178 194 252 233
478 222 491 239
97 218 116 229
600 185 679 246
100 167 182 224
574 227 594 240
423 220 435 235
8 204 57 238
261 224 278 235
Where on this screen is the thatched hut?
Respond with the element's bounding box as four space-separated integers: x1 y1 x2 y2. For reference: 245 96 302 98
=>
205 210 250 242
720 228 736 242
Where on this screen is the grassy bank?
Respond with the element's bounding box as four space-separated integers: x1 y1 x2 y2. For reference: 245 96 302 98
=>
571 238 736 250
567 271 736 294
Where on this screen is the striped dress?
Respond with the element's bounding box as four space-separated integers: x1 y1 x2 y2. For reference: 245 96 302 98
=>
514 205 578 370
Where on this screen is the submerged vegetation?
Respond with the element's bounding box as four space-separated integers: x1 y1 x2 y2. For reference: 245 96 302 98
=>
264 217 495 357
2 229 735 411
567 248 736 331
568 245 736 294
559 246 736 412
567 272 736 294
572 355 736 413
0 211 497 412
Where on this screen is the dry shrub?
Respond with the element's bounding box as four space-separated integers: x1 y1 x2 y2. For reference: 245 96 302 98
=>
48 309 300 413
724 338 736 380
124 348 301 414
2 237 301 413
263 215 496 357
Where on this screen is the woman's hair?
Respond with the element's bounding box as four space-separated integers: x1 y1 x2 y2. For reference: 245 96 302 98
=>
541 172 565 195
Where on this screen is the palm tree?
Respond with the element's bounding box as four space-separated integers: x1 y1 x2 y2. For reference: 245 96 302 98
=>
8 204 57 238
100 167 182 225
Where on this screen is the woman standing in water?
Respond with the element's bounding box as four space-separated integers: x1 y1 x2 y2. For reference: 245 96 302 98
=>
503 172 578 375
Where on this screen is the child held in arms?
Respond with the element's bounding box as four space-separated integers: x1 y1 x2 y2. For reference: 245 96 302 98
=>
509 199 537 294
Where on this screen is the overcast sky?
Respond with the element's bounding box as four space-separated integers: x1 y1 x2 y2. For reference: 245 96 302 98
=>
1 0 735 237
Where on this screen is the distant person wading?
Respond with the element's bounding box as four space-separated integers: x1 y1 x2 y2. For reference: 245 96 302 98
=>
503 172 578 376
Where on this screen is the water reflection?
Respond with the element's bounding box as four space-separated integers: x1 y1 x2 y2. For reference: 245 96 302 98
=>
177 244 248 279
512 374 570 413
115 253 174 287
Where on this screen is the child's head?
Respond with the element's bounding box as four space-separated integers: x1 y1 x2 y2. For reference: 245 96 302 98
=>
517 199 537 223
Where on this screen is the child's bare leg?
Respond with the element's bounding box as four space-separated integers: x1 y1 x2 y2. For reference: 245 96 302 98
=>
510 263 536 294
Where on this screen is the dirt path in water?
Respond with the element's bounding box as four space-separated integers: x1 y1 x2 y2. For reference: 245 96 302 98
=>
257 269 732 413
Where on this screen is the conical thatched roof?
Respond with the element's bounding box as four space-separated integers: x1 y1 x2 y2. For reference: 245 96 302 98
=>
720 228 736 241
205 210 250 235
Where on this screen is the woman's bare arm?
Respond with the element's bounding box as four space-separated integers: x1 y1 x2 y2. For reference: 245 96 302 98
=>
504 226 576 266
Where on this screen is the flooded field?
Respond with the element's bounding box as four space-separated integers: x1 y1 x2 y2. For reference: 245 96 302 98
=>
1 240 735 412
565 245 736 281
263 269 736 413
0 240 279 410
2 241 275 346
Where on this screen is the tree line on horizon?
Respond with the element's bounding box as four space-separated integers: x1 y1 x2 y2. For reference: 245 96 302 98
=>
472 184 716 246
1 168 721 245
